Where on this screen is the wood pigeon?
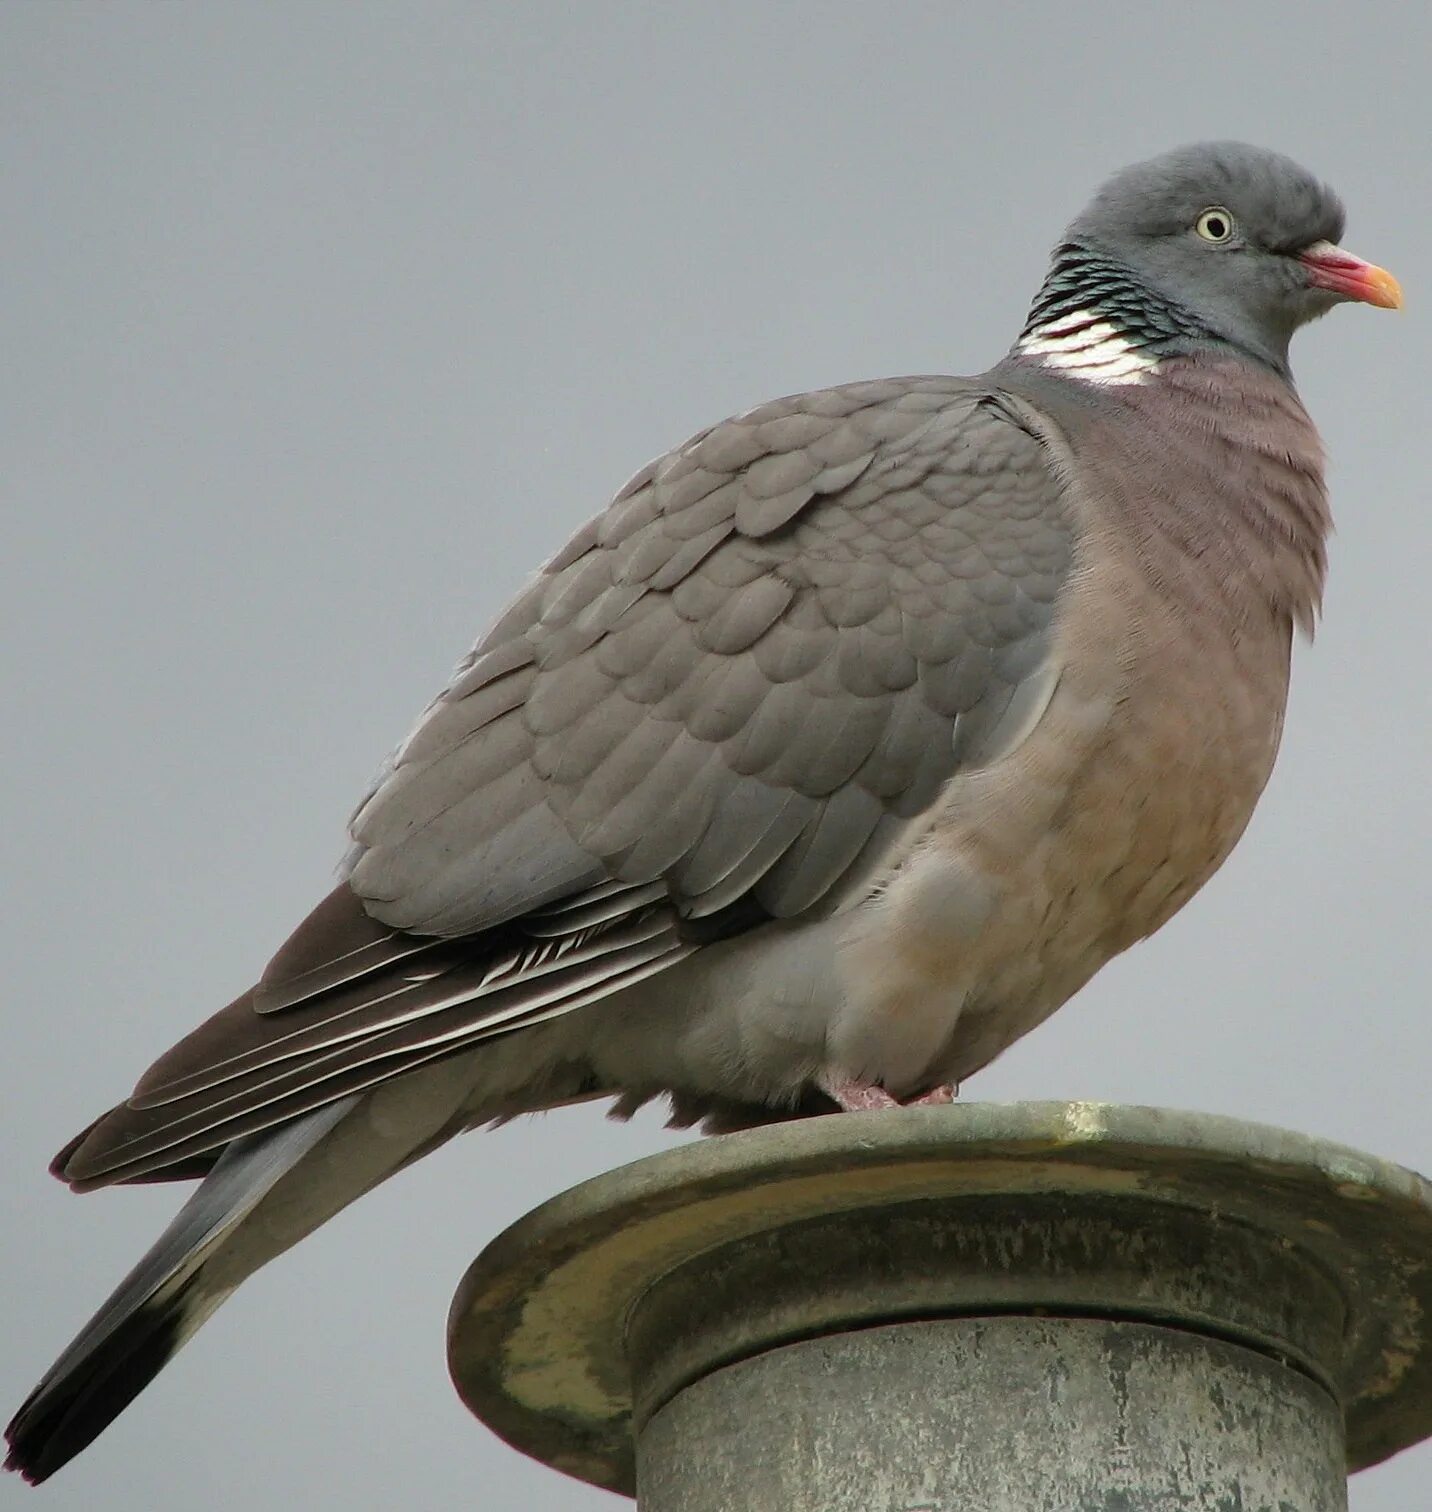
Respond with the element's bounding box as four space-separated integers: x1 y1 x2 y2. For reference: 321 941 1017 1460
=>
4 140 1401 1484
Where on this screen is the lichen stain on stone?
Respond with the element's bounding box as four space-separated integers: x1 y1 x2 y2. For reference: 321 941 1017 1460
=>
1363 1263 1423 1400
1060 1099 1112 1142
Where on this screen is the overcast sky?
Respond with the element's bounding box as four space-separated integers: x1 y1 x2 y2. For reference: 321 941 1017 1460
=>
3 5 1429 1510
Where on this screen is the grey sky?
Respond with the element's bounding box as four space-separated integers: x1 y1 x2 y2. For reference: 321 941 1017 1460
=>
2 4 1428 1509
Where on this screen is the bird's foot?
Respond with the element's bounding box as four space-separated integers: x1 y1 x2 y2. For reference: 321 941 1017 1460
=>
817 1075 958 1113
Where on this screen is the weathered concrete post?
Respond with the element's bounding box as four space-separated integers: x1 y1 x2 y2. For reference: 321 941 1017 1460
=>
447 1103 1432 1510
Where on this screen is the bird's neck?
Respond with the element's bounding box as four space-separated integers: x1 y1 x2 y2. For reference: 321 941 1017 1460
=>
1012 242 1218 387
1007 350 1331 638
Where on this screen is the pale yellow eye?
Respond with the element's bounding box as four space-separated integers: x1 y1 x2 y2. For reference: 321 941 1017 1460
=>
1195 207 1235 243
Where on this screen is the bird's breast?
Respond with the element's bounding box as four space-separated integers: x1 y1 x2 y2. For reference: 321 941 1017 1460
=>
834 393 1307 1089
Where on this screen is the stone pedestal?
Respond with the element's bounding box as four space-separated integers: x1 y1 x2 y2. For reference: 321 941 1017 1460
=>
447 1103 1432 1510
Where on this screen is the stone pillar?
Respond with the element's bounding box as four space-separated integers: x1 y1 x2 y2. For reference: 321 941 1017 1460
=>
447 1103 1432 1510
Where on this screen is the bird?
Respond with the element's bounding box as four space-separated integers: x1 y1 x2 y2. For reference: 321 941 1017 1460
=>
5 141 1401 1485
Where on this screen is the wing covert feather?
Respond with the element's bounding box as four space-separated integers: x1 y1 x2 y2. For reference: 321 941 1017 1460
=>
349 378 1073 934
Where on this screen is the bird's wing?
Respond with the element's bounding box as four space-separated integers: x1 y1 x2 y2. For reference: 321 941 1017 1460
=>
59 377 1072 1188
349 377 1071 927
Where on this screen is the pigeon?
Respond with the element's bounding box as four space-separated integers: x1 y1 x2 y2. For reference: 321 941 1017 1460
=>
5 141 1400 1484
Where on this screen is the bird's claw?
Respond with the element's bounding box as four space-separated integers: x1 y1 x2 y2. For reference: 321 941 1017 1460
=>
818 1076 959 1113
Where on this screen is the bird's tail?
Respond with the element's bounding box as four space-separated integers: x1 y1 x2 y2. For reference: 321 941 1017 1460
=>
4 1097 358 1485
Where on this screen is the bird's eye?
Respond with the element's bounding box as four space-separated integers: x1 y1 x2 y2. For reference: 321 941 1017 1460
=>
1195 207 1235 244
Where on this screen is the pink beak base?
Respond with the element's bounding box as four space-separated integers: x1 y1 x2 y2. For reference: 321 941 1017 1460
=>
1298 241 1403 309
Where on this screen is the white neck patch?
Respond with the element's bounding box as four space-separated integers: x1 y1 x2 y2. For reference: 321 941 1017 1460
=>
1015 307 1160 387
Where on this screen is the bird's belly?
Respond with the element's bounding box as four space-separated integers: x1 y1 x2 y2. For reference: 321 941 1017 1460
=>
831 607 1293 1093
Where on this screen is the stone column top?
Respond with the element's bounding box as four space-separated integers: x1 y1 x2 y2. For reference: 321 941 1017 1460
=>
446 1102 1432 1495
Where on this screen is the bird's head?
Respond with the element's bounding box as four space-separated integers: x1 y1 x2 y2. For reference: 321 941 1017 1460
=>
1047 141 1400 375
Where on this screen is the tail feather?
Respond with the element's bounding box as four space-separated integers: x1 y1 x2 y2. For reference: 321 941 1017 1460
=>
4 1287 193 1485
5 1097 357 1484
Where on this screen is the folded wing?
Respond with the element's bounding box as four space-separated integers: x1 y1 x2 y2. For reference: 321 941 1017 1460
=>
60 377 1072 1189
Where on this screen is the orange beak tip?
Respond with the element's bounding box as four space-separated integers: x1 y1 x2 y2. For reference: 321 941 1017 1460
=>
1299 241 1403 310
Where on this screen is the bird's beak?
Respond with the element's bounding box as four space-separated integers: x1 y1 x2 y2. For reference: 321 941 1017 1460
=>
1297 241 1403 309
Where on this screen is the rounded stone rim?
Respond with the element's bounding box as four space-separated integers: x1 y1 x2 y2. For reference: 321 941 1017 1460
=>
446 1101 1432 1492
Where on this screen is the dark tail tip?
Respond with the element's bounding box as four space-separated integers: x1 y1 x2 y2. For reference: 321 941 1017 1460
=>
4 1295 189 1485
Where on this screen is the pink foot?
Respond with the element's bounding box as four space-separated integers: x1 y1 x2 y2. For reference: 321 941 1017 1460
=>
903 1084 957 1107
818 1075 959 1113
823 1080 901 1112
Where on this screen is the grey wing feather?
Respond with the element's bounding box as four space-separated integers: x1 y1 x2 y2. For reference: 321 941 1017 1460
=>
349 377 1073 933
